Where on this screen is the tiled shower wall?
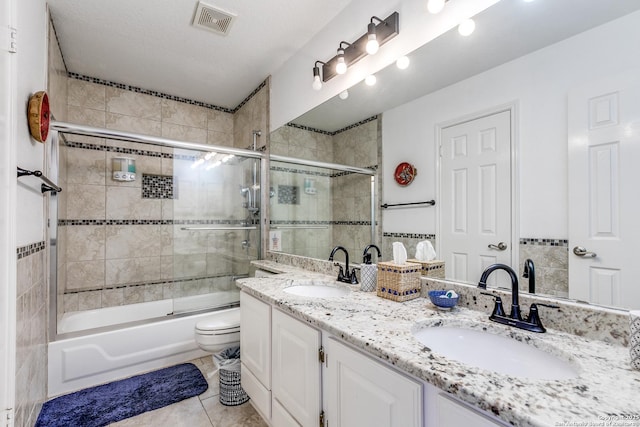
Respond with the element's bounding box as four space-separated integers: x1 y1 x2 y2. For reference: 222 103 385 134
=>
57 76 268 315
269 117 380 261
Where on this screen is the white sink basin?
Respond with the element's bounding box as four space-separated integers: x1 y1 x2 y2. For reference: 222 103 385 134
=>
283 280 350 298
412 323 579 380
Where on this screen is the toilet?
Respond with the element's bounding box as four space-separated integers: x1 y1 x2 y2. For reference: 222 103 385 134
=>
194 307 241 353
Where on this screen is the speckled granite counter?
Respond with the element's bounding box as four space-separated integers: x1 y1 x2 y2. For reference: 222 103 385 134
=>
239 261 640 427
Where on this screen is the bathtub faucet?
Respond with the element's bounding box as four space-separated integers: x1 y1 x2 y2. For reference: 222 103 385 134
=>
329 246 358 284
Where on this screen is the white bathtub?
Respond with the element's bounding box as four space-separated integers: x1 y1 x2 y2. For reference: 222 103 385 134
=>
48 291 240 397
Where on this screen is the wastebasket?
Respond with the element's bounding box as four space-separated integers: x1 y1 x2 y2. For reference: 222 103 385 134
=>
214 345 249 406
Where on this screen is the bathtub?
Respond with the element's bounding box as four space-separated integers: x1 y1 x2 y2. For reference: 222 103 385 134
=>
48 291 240 397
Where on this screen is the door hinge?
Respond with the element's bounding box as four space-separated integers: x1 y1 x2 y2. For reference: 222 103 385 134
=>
318 346 325 364
319 410 325 427
3 408 13 426
8 27 17 53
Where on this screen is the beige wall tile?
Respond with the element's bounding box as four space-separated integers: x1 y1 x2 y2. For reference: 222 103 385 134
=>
207 130 234 147
67 105 106 127
78 290 102 310
162 100 208 129
106 87 162 121
66 225 106 261
102 288 125 307
105 225 162 259
106 112 162 136
123 285 144 305
65 184 106 219
162 122 208 144
207 109 234 133
66 260 105 290
106 257 162 286
65 147 106 185
106 186 161 219
68 79 106 110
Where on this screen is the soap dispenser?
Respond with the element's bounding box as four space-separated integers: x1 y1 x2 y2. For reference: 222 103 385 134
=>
361 245 382 292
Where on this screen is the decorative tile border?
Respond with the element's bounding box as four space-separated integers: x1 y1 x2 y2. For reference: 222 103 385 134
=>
383 232 436 240
59 219 251 226
68 73 268 115
16 241 46 260
64 140 198 161
520 238 569 247
142 174 176 199
287 115 379 136
269 164 377 178
277 185 299 205
269 220 372 226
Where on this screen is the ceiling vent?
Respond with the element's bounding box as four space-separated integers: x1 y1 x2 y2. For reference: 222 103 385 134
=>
192 2 236 36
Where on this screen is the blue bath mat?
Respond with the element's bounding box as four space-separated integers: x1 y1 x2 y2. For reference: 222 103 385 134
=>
35 363 208 427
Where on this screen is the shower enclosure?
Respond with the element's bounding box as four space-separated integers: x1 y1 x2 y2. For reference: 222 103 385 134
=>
50 122 263 337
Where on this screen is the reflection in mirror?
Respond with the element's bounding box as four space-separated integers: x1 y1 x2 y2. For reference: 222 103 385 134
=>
271 0 640 310
269 118 380 261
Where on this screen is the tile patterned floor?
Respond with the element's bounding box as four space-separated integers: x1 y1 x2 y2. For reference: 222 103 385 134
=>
108 356 268 427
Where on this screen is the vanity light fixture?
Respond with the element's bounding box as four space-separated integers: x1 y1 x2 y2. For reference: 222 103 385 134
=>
365 74 377 86
458 18 476 36
335 42 351 75
427 0 447 14
366 16 386 55
396 56 410 70
313 11 399 83
312 61 325 90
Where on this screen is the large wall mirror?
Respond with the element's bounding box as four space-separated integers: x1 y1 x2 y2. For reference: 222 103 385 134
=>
269 0 640 311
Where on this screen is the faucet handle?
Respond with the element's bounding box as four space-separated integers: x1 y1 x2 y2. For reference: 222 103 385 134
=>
481 292 506 317
336 265 346 281
350 268 359 285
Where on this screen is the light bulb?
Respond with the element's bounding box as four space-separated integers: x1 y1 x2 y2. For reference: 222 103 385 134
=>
312 75 322 91
427 0 445 14
366 35 379 55
458 18 476 36
336 58 347 75
396 56 410 70
339 90 349 100
365 74 377 86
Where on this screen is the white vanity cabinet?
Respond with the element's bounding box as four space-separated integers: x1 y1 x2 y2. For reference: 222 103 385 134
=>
326 337 423 427
424 383 508 427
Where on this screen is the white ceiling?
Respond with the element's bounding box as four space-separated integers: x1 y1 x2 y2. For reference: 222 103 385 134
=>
292 0 640 131
47 0 354 110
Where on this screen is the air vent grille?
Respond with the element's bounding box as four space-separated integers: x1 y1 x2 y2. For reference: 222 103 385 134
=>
192 2 236 36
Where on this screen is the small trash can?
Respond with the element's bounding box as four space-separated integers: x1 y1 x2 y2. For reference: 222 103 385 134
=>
214 346 249 406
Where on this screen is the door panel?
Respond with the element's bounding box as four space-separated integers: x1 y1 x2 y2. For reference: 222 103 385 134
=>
440 110 512 286
568 71 640 309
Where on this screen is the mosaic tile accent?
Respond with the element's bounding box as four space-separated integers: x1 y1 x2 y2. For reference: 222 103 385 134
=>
63 140 198 161
269 220 372 226
68 73 268 114
278 185 299 204
520 238 569 247
287 115 379 136
383 232 436 240
59 219 250 226
269 164 377 178
16 241 46 259
142 174 176 199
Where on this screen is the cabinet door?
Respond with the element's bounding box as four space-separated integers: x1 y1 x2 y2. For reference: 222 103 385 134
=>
435 393 507 427
272 309 321 427
240 292 271 389
327 337 422 427
272 398 302 427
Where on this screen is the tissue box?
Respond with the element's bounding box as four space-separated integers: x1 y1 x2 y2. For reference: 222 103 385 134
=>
376 261 421 302
407 259 445 279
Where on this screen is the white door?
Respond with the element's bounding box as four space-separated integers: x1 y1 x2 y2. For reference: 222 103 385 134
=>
272 309 321 427
568 70 640 309
326 337 422 427
440 110 512 287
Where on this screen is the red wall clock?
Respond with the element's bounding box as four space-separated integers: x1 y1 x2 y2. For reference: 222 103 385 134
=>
394 162 417 186
28 91 50 143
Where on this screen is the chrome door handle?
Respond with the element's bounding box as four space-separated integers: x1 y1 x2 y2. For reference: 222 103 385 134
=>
488 242 507 251
573 246 597 258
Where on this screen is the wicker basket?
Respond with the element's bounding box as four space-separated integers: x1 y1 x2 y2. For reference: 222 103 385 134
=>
376 261 421 302
407 259 445 279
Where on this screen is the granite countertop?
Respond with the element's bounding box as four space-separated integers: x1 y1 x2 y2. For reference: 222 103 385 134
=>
239 261 640 427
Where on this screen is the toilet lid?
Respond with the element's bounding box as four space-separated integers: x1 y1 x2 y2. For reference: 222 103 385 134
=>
196 309 240 332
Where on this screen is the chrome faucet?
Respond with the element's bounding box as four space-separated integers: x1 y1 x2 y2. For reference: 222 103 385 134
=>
523 259 535 294
478 263 557 333
329 246 358 284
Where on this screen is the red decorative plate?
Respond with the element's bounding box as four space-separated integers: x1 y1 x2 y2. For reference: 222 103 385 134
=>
28 91 50 143
394 162 417 186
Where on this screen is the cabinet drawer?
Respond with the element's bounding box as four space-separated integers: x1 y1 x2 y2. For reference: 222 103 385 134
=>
241 362 271 420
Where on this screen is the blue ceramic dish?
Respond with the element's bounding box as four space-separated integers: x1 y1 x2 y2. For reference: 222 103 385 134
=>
428 290 459 310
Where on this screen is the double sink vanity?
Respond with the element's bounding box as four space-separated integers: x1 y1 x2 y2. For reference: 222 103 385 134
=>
236 260 639 427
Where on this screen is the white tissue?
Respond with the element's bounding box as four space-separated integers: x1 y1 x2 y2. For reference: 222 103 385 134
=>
415 240 436 261
392 242 408 264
